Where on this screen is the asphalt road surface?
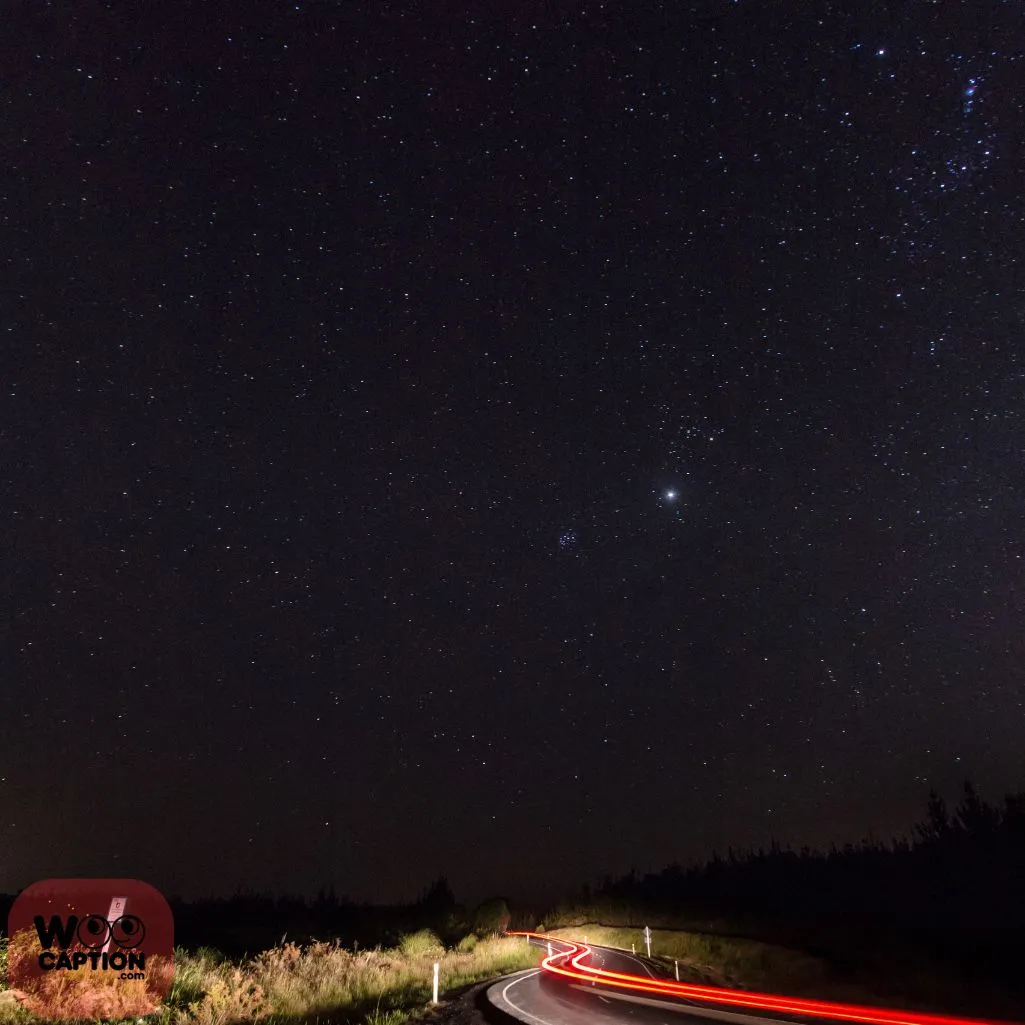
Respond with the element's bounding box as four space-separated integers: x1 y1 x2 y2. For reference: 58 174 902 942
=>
488 942 832 1025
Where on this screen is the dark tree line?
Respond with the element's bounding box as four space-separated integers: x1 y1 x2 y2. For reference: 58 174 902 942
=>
0 877 514 959
550 781 1025 987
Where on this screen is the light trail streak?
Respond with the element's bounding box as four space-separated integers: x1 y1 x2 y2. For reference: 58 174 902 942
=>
508 933 1019 1025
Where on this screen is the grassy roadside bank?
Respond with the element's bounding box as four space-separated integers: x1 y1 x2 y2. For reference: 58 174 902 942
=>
547 924 836 995
545 923 1025 1021
0 931 537 1025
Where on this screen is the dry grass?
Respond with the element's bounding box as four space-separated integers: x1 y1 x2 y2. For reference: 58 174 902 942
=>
0 932 537 1025
3 927 174 1022
181 932 536 1024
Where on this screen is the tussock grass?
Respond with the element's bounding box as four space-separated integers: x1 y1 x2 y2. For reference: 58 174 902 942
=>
396 929 445 959
0 933 537 1025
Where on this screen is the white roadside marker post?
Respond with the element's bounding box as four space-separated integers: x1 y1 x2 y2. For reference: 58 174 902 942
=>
101 897 128 956
432 962 439 1004
675 960 680 981
631 943 635 954
547 942 553 958
644 925 652 959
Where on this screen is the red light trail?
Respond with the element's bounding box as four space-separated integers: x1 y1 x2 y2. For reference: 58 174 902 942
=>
507 933 1020 1025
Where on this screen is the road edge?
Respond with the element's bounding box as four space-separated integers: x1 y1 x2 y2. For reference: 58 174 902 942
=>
480 969 543 1025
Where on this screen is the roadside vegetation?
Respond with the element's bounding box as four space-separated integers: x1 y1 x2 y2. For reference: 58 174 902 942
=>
545 921 1025 1019
546 923 833 995
543 782 1025 1020
0 930 537 1025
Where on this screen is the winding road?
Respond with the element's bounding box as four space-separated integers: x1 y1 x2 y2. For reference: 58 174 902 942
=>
486 935 1010 1025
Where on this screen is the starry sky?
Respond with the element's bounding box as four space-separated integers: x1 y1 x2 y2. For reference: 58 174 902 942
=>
3 1 1024 908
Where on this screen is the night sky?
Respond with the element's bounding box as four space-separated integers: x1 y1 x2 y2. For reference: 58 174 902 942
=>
3 2 1024 908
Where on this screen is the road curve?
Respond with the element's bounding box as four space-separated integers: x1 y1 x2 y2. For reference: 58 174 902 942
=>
487 936 1013 1025
488 944 704 1025
489 941 807 1025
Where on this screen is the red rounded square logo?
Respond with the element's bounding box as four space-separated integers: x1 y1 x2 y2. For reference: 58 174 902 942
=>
7 879 174 1020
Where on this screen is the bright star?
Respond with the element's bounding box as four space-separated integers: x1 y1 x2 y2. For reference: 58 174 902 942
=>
664 490 678 501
